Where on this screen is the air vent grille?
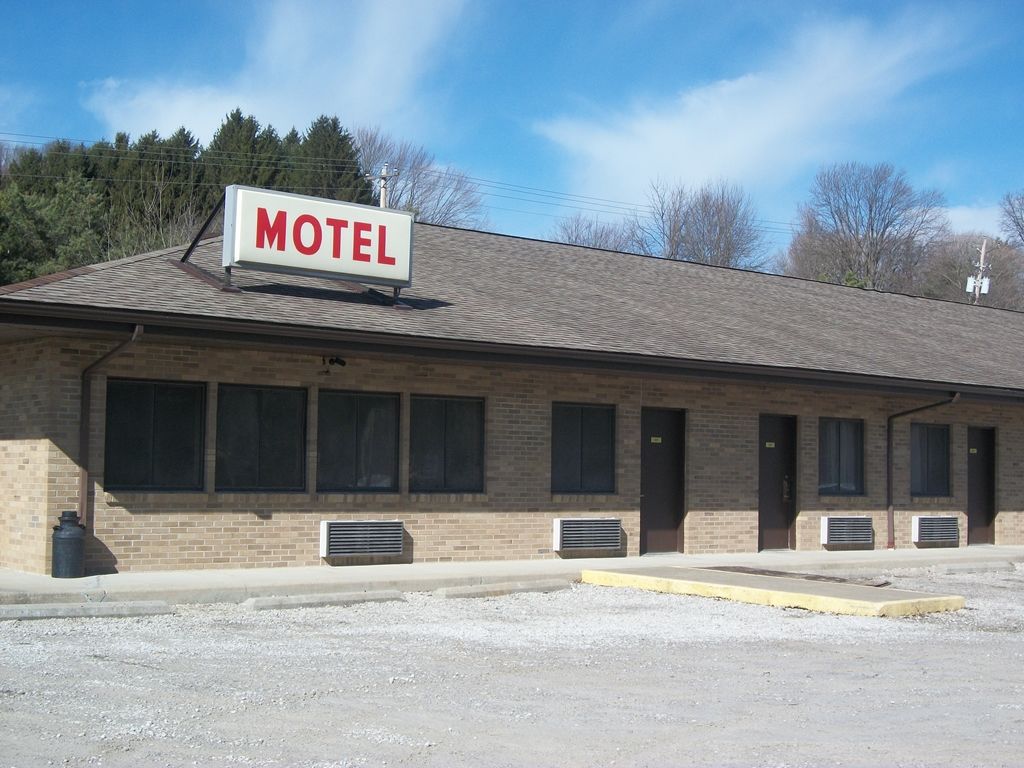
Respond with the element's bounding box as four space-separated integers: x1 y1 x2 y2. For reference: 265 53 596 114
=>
912 515 959 544
553 518 622 551
820 516 874 546
320 520 404 557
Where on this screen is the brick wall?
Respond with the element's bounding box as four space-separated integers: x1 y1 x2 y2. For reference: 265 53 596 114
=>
0 340 61 572
86 346 645 571
2 334 1023 574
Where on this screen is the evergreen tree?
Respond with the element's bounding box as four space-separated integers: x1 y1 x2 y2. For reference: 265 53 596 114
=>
280 127 303 193
0 109 414 284
0 174 107 283
5 140 90 197
293 115 373 203
201 109 284 204
98 129 205 260
43 173 108 270
0 182 49 284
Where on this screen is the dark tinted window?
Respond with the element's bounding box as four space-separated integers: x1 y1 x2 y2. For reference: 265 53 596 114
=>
216 385 306 491
551 403 615 493
911 423 950 496
317 391 399 491
104 380 204 490
409 396 484 492
818 418 864 495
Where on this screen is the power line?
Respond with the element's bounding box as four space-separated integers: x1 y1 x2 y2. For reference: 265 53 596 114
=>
1 169 796 237
0 130 799 235
1 132 792 224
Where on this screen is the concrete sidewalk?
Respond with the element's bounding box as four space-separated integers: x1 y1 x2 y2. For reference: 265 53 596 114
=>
1 545 1021 607
581 566 966 616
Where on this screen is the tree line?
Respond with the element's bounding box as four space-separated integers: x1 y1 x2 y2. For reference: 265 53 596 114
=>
0 109 484 286
3 111 1024 311
553 163 1024 311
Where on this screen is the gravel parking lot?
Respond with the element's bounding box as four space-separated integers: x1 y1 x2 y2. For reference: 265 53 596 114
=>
2 564 1022 768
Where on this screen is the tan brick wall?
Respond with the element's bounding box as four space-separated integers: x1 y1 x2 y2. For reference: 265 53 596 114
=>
2 334 1024 573
0 340 65 573
0 439 51 572
86 346 645 571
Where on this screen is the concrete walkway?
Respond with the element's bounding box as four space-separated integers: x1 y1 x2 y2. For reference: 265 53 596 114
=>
581 566 965 616
1 545 1021 608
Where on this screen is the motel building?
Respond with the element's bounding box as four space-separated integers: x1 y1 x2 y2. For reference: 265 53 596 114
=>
1 186 1023 576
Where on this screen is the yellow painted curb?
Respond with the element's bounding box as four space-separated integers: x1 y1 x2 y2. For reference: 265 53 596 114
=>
580 570 965 617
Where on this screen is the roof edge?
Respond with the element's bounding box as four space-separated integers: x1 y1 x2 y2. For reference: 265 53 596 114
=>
0 264 100 296
2 300 1023 403
0 240 200 296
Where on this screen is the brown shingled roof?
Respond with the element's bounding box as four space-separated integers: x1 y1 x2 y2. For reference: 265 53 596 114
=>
3 223 1024 395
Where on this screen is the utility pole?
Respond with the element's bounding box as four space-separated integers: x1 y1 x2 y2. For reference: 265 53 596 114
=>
966 238 991 305
366 163 400 209
364 163 404 307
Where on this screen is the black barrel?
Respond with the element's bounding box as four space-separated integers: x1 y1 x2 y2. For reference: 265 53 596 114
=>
52 511 86 578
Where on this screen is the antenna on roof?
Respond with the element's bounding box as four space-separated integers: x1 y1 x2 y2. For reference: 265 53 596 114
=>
965 238 991 304
365 163 400 209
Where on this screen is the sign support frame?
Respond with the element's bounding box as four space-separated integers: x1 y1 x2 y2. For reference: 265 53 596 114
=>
180 192 226 265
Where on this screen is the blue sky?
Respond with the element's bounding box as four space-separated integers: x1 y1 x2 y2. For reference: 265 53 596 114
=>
2 0 1023 252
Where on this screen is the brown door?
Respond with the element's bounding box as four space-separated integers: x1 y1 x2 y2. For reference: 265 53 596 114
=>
967 427 995 545
640 408 685 553
759 414 797 550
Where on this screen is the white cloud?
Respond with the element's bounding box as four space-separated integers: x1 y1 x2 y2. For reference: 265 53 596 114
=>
85 79 230 143
0 85 33 132
535 15 962 206
83 0 465 143
945 204 1003 236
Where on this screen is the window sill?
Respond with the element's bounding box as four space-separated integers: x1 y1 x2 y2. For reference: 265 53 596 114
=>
552 493 619 503
104 487 205 494
408 492 488 503
317 492 401 501
104 490 209 503
213 489 309 494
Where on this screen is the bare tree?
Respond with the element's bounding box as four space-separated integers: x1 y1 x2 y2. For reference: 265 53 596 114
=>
107 167 205 260
108 194 204 261
785 162 948 291
629 181 688 260
1001 191 1024 248
0 142 24 178
917 233 1024 310
552 212 639 252
354 127 486 228
553 180 767 269
677 181 768 269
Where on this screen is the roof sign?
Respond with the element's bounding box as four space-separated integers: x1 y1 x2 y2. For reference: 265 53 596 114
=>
222 185 413 288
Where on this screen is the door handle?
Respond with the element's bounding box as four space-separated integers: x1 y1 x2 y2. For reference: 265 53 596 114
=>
782 475 792 502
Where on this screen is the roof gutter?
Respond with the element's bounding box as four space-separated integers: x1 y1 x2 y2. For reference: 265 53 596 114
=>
78 324 144 531
885 392 960 549
4 301 1024 404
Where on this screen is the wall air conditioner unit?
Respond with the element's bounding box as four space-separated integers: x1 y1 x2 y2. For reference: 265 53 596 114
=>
820 516 874 547
911 515 959 545
553 518 622 552
320 520 404 557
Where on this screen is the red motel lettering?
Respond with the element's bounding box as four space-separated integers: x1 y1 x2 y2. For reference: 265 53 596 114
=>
253 207 398 265
325 218 348 258
377 226 395 266
256 208 286 251
353 221 372 262
293 214 322 255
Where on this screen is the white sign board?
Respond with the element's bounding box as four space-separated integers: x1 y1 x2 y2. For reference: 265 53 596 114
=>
222 185 413 287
